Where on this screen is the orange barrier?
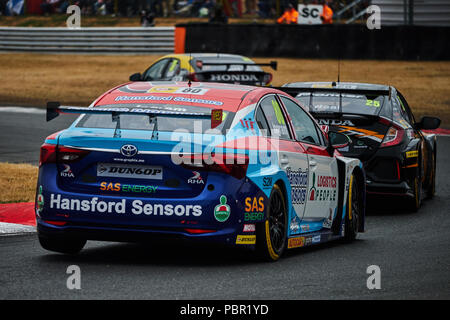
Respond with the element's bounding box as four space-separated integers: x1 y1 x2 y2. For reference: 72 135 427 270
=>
174 26 186 54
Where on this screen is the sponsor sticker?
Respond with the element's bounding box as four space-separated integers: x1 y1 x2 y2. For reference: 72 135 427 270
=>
187 171 204 184
406 150 419 158
235 235 256 245
100 182 158 194
309 172 337 202
211 109 223 129
49 193 202 216
97 163 162 180
262 177 272 189
244 196 265 221
289 217 300 233
322 208 334 228
210 74 259 82
214 195 230 222
243 224 256 232
37 185 44 213
288 236 305 249
286 168 308 205
60 164 75 178
311 235 321 244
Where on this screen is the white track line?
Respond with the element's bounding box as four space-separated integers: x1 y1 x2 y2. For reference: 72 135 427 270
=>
0 222 36 235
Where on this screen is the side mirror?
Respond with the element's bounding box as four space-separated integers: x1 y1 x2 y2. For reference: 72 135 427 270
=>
129 73 142 81
415 116 441 130
328 131 351 152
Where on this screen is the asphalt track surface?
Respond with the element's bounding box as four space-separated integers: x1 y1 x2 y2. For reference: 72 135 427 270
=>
0 108 449 300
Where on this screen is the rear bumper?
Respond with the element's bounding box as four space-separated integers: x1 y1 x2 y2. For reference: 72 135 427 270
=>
366 180 413 197
37 218 247 247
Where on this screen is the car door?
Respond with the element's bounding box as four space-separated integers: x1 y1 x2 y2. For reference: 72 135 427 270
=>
279 95 339 228
255 95 310 229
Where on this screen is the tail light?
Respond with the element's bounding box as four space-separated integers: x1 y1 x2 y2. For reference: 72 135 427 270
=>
263 73 273 86
184 228 216 234
39 144 90 167
380 124 404 148
39 143 57 167
181 153 249 180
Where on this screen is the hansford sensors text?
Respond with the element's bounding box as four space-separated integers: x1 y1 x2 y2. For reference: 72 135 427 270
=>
179 304 269 318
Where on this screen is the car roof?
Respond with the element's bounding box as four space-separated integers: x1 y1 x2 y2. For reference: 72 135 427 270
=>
94 81 279 112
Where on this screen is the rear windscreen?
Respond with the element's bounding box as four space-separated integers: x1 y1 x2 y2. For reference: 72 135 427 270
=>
76 104 232 133
296 93 386 116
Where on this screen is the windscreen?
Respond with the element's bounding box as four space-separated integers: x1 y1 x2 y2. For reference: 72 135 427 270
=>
296 92 386 116
76 104 231 133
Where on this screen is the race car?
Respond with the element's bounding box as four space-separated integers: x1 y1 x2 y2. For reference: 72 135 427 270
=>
36 81 365 261
279 82 441 212
128 53 277 86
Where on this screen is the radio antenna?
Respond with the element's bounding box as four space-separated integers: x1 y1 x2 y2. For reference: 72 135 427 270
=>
337 58 341 83
337 24 342 83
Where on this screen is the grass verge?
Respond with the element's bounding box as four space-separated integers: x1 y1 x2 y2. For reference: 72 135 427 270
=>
0 163 38 203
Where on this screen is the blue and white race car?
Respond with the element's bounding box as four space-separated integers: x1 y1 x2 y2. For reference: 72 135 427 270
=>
36 82 366 261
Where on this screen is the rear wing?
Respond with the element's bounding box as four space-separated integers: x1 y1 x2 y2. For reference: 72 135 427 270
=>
46 102 223 128
274 86 391 98
198 60 277 71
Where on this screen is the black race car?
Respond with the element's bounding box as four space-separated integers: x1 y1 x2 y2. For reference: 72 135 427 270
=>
129 53 277 86
279 82 441 211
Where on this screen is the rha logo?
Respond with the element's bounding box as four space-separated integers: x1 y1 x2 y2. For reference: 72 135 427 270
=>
187 171 204 184
60 165 75 178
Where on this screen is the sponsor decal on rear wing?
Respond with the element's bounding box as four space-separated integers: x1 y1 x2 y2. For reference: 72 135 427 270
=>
46 102 224 128
197 60 277 71
275 86 390 100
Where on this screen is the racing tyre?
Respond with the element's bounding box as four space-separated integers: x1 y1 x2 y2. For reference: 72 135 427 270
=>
344 173 361 242
38 235 86 254
255 184 287 262
407 176 422 212
426 150 436 199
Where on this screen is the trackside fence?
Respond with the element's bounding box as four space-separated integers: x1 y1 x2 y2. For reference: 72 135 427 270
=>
0 27 175 54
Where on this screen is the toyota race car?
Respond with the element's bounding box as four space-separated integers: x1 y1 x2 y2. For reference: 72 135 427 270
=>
280 82 440 212
129 53 277 86
36 81 365 261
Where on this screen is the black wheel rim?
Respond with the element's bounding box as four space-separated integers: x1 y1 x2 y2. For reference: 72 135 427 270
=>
269 191 286 253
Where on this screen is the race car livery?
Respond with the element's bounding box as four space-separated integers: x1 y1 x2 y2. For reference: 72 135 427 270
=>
280 81 441 212
36 81 365 261
129 53 277 86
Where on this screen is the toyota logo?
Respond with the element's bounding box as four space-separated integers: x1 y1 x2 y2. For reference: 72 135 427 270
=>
120 144 138 157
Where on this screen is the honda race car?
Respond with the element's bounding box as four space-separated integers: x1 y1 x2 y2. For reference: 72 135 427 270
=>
280 82 441 212
36 82 365 261
129 53 277 86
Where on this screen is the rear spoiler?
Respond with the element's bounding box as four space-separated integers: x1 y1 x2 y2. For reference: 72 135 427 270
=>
274 86 390 98
46 102 223 128
198 61 277 71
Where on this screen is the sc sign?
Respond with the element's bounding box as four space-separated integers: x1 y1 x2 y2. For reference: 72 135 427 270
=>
298 5 323 25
